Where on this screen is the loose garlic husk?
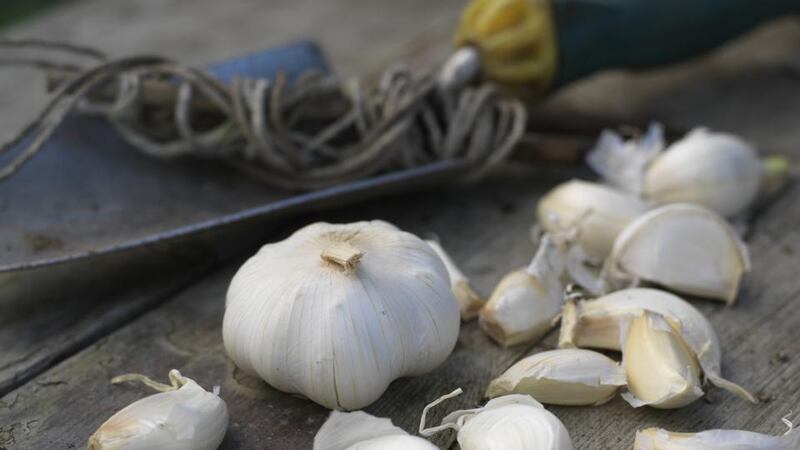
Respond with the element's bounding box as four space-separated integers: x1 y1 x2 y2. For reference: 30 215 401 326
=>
314 410 436 450
588 124 788 217
486 348 626 405
634 417 800 449
537 180 651 259
420 389 574 450
558 288 756 403
88 370 228 450
622 311 703 409
426 239 485 321
607 203 750 303
223 220 460 410
479 234 566 347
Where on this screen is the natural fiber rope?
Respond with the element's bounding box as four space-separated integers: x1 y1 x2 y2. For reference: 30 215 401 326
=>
0 39 526 190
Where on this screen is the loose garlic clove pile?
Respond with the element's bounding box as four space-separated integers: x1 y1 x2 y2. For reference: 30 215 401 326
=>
486 348 626 405
537 180 651 260
558 288 756 403
223 220 460 410
426 239 485 321
635 417 800 450
606 203 750 303
479 234 566 347
622 311 703 409
588 124 789 217
314 410 436 450
88 370 228 450
420 389 574 450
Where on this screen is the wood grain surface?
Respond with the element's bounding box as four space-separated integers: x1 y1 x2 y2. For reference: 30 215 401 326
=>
1 1 800 449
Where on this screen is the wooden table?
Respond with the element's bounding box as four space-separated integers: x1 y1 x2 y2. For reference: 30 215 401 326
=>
2 2 800 449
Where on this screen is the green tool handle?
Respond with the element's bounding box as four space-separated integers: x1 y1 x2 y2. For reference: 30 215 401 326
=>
553 0 800 87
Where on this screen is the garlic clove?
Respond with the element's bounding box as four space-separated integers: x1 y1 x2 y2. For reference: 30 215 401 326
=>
223 220 460 410
607 203 750 303
88 370 228 450
486 348 626 405
426 239 485 321
634 418 800 450
420 389 574 450
537 180 651 260
479 234 565 347
586 122 665 195
621 311 703 409
557 288 756 403
643 128 762 217
314 410 436 450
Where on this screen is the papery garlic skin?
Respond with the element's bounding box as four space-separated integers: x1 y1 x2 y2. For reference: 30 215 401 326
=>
622 312 703 409
558 288 756 403
634 424 800 450
314 410 436 450
223 220 460 410
88 370 228 450
426 239 485 321
644 128 762 217
420 390 573 450
537 180 651 260
486 348 626 405
607 203 750 303
479 235 565 347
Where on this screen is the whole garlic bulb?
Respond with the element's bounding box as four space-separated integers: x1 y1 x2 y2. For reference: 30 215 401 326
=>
486 348 626 405
314 410 436 450
88 370 228 450
634 419 800 449
558 288 756 403
606 203 750 303
223 220 460 410
537 180 651 260
644 128 762 217
420 389 573 450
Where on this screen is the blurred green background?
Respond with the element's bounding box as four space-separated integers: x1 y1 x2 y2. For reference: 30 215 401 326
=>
0 0 63 29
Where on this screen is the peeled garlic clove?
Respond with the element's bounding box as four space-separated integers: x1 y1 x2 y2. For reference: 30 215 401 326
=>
486 348 626 405
607 203 750 303
420 389 574 450
558 288 756 403
622 311 703 409
88 370 228 450
314 410 436 450
634 419 800 449
426 239 485 321
223 220 460 410
644 128 762 217
479 234 565 347
537 180 651 259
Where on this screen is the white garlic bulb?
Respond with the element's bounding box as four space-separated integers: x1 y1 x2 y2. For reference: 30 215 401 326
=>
426 239 485 321
479 234 566 347
634 419 800 449
420 389 573 450
644 128 762 217
622 311 703 409
314 410 436 450
537 180 651 259
486 348 626 405
88 370 228 450
223 220 460 410
558 288 756 403
607 203 750 303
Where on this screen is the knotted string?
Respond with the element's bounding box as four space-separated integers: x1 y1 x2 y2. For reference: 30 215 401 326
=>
0 39 526 190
